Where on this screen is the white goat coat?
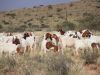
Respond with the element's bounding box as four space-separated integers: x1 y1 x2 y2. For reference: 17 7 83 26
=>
0 42 18 56
74 37 97 55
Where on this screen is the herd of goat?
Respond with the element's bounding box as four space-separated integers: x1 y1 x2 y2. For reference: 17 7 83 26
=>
0 29 100 56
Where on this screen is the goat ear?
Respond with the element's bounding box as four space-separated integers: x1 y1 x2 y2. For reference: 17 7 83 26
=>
79 30 82 33
75 32 77 34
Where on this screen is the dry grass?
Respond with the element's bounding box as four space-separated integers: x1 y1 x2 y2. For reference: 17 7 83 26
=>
0 51 72 75
0 31 100 75
0 45 100 75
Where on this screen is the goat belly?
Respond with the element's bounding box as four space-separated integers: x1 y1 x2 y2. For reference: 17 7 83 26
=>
46 42 53 49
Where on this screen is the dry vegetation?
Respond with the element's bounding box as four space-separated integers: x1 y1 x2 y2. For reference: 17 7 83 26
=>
0 31 100 75
0 0 100 74
0 45 100 75
0 0 100 32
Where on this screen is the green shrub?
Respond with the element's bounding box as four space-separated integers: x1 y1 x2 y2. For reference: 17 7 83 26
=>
48 14 53 17
78 13 100 30
2 20 9 25
14 25 27 32
0 24 3 29
40 24 49 28
56 8 62 12
69 3 74 7
6 13 16 18
48 5 53 9
56 21 75 31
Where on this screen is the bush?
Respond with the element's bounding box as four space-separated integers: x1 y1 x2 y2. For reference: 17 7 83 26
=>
0 56 17 74
0 24 3 29
28 23 33 28
40 24 49 28
56 21 75 31
96 0 100 2
48 14 53 17
56 8 62 12
14 25 27 32
69 3 74 7
2 20 9 25
40 53 71 75
80 49 100 64
6 13 16 18
14 27 25 32
48 5 53 9
78 13 100 30
58 15 64 19
68 63 86 75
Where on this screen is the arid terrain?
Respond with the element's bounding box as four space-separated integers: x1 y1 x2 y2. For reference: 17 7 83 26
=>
0 0 100 32
0 0 100 75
